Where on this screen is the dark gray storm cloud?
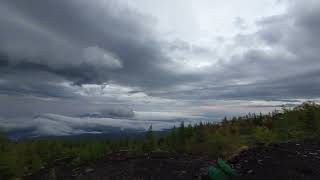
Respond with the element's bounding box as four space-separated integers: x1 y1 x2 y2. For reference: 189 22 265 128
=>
224 0 320 99
0 0 191 90
0 0 320 136
2 0 318 101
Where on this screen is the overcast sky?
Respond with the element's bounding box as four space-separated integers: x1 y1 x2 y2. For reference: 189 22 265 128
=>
0 0 320 136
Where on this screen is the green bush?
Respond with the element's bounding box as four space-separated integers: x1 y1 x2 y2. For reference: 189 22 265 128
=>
251 127 276 144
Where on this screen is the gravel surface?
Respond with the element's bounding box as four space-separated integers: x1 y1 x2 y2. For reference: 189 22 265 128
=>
24 139 320 180
229 139 320 180
24 151 215 180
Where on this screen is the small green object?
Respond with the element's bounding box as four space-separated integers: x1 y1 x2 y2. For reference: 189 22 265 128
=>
208 166 228 180
217 159 239 177
206 159 239 180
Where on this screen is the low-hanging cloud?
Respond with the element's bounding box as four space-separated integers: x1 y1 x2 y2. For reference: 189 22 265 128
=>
81 106 135 118
0 113 205 137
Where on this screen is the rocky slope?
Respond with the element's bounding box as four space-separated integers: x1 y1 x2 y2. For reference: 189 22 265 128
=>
24 139 320 180
229 139 320 180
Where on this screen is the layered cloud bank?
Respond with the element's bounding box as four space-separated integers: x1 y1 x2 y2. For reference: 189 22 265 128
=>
0 112 206 137
0 0 320 136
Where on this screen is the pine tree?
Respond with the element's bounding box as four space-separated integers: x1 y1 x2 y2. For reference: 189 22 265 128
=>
143 125 155 152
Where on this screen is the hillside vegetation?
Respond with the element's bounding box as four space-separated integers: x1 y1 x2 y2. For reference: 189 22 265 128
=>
1 101 320 179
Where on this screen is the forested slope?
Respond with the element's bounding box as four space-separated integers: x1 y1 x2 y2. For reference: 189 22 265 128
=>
1 102 320 179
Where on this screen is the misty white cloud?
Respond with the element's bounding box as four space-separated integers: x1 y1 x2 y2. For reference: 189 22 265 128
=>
0 113 206 137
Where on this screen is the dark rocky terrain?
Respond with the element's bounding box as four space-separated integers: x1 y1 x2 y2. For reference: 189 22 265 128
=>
24 139 320 180
24 151 215 180
230 139 320 180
